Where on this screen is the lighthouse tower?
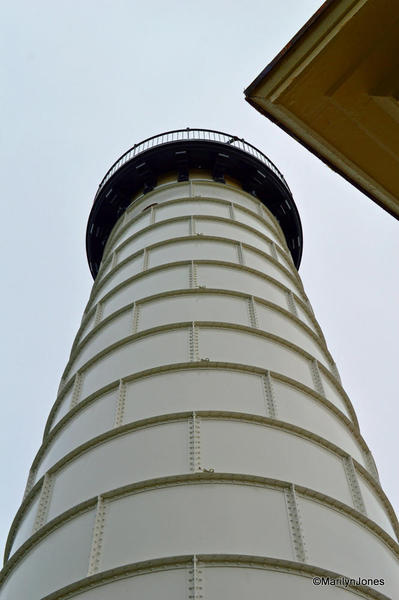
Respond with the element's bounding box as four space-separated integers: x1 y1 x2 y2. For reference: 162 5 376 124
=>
1 129 398 599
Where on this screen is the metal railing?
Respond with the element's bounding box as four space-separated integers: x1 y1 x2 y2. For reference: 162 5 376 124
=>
95 128 290 199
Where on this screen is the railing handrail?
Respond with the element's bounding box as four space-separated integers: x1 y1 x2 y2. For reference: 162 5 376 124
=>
95 128 290 199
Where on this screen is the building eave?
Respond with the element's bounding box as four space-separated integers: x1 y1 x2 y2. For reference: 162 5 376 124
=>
245 0 399 219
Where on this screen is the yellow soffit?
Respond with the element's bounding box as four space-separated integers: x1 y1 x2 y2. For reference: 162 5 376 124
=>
245 0 399 218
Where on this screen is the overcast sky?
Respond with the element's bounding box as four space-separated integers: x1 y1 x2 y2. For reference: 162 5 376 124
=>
0 0 398 556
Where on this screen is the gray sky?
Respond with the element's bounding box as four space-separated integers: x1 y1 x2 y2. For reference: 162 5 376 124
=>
0 0 398 556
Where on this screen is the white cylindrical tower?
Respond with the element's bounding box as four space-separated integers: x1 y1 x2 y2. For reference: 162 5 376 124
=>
1 129 398 600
